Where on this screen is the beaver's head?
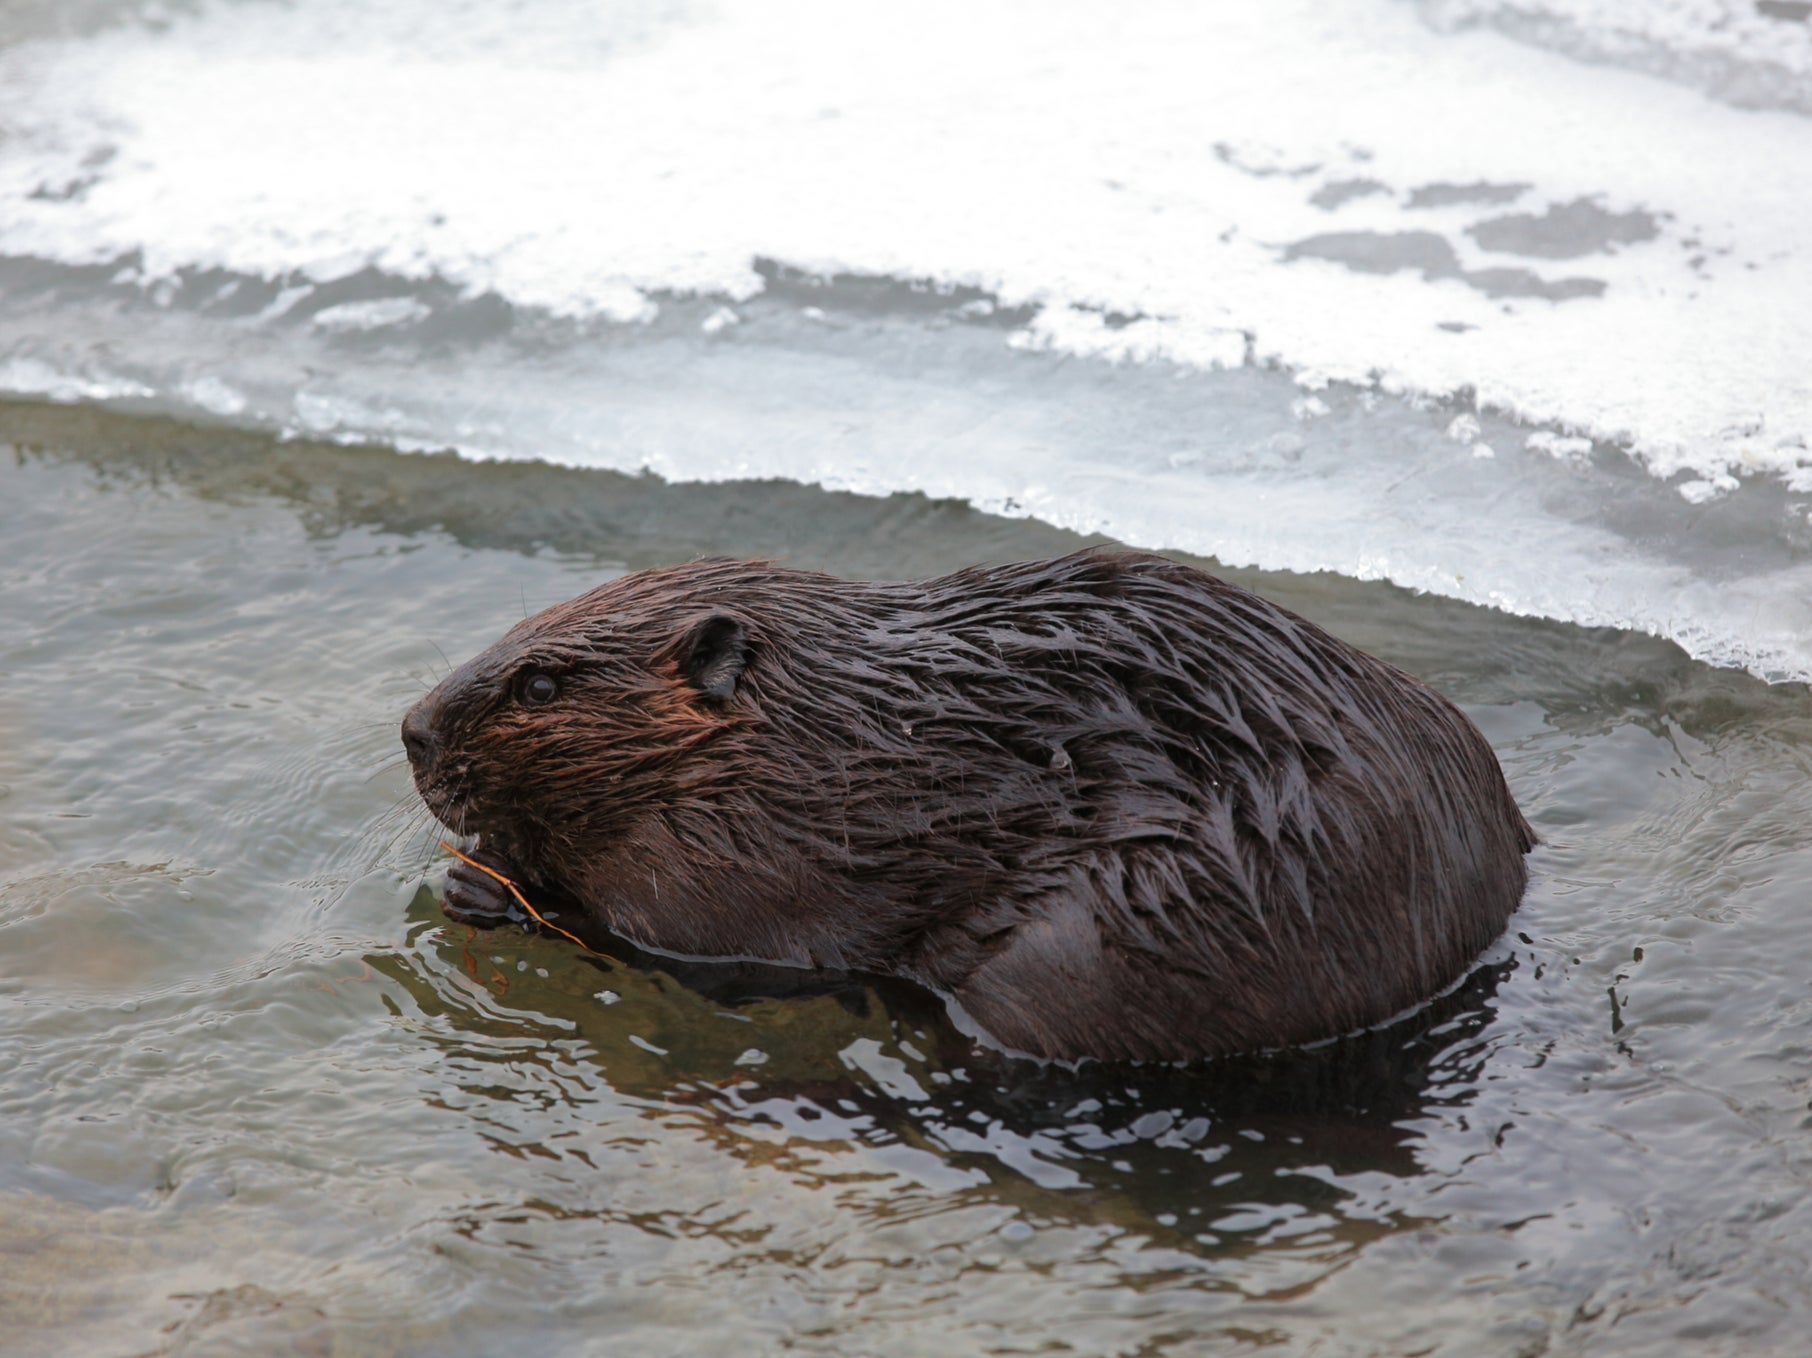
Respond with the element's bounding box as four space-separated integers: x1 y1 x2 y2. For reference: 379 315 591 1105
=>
401 574 755 873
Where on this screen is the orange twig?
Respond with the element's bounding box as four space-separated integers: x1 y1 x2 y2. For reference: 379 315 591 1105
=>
438 839 600 955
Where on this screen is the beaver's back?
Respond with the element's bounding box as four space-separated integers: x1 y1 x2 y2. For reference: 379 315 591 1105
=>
844 553 1535 1058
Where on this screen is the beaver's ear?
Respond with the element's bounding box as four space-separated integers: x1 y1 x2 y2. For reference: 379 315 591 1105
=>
674 613 748 701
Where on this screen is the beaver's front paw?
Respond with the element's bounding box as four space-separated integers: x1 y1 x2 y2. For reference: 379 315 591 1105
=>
442 855 528 928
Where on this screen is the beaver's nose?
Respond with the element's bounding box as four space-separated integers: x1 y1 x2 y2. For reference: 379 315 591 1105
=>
401 703 438 770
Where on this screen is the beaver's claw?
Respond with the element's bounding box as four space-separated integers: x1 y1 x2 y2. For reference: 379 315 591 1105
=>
442 856 527 928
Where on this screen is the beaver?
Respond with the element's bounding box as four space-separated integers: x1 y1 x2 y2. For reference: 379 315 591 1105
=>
401 550 1535 1062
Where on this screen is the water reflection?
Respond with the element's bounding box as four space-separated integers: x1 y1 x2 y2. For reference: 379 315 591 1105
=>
368 883 1523 1284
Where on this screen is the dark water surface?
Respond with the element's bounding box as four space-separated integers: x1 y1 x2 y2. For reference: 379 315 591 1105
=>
3 401 1810 1356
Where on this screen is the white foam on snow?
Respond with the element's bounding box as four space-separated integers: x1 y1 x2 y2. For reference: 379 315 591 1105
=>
2 0 1808 484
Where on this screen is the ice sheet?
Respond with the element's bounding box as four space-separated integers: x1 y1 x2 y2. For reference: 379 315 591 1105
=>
1 0 1809 678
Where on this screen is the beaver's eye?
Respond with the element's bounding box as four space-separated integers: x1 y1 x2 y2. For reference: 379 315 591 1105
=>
518 671 559 706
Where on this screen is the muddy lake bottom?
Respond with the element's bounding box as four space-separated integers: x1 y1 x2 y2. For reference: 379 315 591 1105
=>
2 400 1810 1357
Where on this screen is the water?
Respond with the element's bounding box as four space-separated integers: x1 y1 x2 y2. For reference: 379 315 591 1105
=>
3 1 1812 1352
4 404 1811 1356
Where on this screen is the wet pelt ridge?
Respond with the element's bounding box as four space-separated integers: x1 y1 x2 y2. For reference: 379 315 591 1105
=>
404 550 1536 1062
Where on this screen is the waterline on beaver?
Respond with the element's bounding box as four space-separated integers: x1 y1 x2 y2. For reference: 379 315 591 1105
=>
401 550 1535 1062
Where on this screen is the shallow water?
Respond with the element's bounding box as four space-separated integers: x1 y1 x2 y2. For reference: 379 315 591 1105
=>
4 401 1811 1356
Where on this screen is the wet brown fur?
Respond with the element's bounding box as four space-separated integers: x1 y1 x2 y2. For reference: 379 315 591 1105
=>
403 550 1536 1062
